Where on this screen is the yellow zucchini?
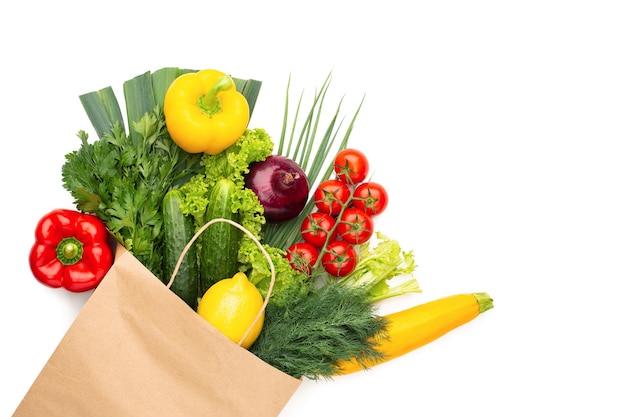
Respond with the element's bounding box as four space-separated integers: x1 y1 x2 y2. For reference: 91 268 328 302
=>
334 292 494 375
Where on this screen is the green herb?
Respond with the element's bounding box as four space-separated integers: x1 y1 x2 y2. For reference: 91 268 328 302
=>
262 72 365 249
62 112 202 278
249 282 388 380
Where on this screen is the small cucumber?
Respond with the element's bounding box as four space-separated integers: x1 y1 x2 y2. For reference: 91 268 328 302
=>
163 189 199 309
199 178 242 295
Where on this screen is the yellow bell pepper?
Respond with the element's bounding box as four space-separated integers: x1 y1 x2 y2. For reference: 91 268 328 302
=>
163 69 250 155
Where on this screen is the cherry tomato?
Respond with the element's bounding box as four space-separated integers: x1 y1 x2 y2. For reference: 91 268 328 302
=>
321 240 358 277
336 207 374 245
334 148 369 185
351 182 389 216
286 242 319 275
314 179 351 215
300 212 337 248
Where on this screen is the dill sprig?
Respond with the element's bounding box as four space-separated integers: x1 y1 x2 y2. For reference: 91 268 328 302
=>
249 282 388 380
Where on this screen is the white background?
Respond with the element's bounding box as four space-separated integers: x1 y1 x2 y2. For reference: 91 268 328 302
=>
2 1 625 416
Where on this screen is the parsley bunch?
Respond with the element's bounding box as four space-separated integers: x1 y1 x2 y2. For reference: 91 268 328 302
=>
62 111 202 278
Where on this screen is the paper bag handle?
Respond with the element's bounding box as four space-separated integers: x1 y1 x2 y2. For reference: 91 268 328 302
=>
165 218 275 347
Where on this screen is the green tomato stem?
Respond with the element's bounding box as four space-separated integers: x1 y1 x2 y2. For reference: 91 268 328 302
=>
312 184 358 269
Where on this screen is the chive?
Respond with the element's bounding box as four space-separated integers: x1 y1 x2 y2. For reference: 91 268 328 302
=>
262 72 365 249
276 73 293 156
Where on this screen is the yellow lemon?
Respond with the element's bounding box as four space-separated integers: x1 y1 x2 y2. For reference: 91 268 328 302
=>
197 272 265 349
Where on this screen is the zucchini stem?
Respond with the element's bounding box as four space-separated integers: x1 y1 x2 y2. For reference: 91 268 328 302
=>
473 292 494 313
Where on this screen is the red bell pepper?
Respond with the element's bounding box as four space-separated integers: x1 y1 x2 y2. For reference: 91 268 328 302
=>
28 209 113 292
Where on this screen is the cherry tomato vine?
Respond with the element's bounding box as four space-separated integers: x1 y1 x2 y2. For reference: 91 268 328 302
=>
285 148 389 278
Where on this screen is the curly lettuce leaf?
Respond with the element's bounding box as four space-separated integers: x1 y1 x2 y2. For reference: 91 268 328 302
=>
238 239 310 308
203 128 274 189
338 232 420 303
178 128 273 227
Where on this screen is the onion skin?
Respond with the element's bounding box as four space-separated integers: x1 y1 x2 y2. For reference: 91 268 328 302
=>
246 155 309 223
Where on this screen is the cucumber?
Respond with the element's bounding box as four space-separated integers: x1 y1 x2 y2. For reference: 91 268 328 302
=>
199 178 242 295
163 189 199 309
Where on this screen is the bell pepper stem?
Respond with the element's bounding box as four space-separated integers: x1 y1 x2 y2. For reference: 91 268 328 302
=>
56 236 84 265
197 75 234 116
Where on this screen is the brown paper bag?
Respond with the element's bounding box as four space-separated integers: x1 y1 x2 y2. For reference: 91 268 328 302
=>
13 242 301 417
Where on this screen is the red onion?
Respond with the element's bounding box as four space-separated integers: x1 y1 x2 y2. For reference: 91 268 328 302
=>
245 155 309 223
